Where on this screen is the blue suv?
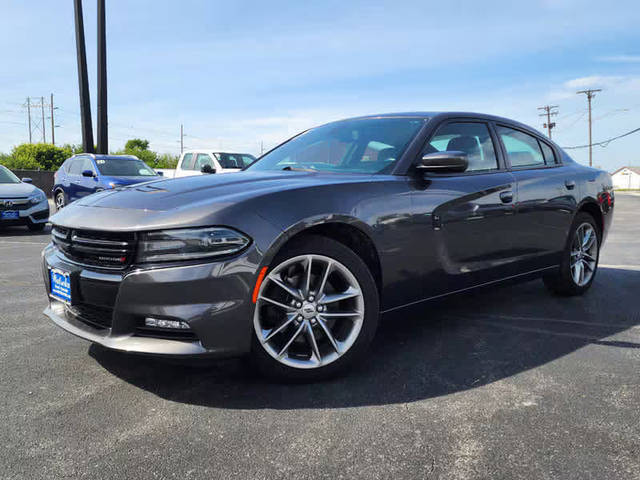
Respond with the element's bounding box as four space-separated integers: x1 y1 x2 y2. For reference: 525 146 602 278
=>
53 154 161 210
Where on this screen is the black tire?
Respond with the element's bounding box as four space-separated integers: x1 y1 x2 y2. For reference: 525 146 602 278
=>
543 212 600 296
28 222 45 232
54 191 66 212
250 235 379 382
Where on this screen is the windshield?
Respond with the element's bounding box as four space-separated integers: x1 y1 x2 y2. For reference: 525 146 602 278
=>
95 158 157 177
0 166 21 184
247 117 425 174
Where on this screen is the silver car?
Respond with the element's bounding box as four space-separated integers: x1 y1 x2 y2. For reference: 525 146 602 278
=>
0 165 49 231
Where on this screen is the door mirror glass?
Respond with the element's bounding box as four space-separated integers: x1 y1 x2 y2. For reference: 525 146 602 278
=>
201 164 216 174
81 169 95 178
21 177 33 183
418 151 468 173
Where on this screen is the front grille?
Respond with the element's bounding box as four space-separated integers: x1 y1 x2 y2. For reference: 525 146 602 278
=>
52 226 136 270
65 303 114 329
0 198 30 211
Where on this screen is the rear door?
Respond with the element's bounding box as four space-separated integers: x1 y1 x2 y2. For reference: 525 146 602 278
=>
410 120 519 297
495 124 575 270
66 157 85 201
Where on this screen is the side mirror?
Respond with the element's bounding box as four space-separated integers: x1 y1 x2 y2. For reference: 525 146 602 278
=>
417 151 468 173
156 171 164 176
81 169 95 178
21 177 33 183
201 164 216 174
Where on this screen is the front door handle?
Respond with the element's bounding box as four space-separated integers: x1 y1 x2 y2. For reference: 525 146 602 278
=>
565 180 576 190
499 191 513 203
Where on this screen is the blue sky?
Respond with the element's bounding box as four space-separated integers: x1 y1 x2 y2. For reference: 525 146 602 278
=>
1 0 640 170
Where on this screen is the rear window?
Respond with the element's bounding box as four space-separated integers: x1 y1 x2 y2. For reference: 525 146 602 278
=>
180 153 195 170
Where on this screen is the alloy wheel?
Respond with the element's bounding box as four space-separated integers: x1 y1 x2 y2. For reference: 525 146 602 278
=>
570 223 598 287
253 254 365 369
55 193 65 209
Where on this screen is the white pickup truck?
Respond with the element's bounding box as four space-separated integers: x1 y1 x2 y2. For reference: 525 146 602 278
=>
174 150 256 178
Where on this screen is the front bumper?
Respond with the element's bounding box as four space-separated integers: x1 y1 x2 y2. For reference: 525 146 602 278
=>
42 242 260 358
0 200 49 226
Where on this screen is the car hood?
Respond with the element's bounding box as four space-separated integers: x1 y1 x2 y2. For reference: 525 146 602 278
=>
0 182 39 198
49 170 376 231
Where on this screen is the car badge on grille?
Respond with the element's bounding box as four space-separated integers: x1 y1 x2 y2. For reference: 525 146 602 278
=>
3 200 13 208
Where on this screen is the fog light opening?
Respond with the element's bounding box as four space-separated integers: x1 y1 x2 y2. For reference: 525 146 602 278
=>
144 317 191 330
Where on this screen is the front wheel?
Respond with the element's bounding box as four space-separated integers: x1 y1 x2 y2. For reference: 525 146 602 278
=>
251 235 379 381
543 212 600 296
54 191 66 211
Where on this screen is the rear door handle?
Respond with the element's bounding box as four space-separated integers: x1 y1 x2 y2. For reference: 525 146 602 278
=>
499 191 513 203
565 180 576 190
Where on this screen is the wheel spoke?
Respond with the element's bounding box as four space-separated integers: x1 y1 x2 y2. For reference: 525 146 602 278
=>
305 256 313 295
583 252 597 262
582 228 592 248
583 259 594 272
317 260 333 297
318 311 362 318
277 321 306 357
572 261 582 285
584 232 596 251
259 295 296 311
263 313 296 343
268 275 303 300
305 322 321 362
317 316 340 353
320 287 360 305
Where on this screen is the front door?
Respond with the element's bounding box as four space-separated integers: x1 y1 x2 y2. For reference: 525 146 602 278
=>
410 120 518 298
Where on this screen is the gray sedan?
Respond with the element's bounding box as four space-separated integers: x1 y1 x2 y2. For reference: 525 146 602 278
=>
42 112 613 381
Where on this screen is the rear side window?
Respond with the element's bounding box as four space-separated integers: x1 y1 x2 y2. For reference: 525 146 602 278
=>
539 141 557 165
497 126 545 168
180 153 194 170
195 153 214 170
68 158 84 175
426 122 498 172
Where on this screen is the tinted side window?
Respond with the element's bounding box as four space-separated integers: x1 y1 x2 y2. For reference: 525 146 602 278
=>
539 141 556 165
497 126 545 168
81 157 96 174
427 122 498 171
180 153 194 170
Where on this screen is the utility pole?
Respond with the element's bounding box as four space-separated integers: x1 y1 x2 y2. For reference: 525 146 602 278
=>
260 140 264 155
41 96 46 143
50 93 56 145
180 124 185 154
97 0 108 154
26 97 32 143
74 0 95 153
537 105 558 139
577 89 602 167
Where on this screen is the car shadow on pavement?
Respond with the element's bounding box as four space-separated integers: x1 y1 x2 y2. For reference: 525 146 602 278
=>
90 267 640 409
0 224 51 237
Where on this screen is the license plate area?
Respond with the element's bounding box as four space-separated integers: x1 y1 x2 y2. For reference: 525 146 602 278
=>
49 268 73 304
0 211 19 219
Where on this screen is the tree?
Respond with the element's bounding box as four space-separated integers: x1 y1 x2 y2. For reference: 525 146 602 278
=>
124 138 149 151
2 143 75 170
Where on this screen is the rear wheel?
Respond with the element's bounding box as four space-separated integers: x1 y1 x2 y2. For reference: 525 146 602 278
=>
543 212 600 296
54 191 66 211
251 235 379 381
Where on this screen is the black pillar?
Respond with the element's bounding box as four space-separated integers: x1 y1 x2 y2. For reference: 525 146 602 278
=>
97 0 108 154
73 0 94 153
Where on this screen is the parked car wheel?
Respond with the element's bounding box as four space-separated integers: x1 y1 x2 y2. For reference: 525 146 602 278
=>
251 235 379 381
543 212 600 296
54 191 66 211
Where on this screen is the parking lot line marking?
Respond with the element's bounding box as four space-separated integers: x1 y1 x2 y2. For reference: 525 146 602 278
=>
454 314 640 330
473 320 640 349
0 240 49 246
599 264 640 271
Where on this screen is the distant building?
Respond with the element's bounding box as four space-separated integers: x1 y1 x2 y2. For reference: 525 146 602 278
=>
611 166 640 190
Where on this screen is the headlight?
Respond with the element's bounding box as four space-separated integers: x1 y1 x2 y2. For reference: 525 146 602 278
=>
29 191 46 205
137 227 250 262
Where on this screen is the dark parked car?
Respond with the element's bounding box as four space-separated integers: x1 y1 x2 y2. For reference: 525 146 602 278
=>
0 165 49 231
42 112 614 380
52 154 161 210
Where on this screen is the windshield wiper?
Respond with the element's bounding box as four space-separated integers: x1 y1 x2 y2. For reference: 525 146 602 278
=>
281 166 317 172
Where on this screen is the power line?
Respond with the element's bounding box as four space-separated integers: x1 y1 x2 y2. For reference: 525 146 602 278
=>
562 126 640 150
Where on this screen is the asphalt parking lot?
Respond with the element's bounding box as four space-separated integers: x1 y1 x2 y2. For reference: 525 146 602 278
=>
1 195 638 480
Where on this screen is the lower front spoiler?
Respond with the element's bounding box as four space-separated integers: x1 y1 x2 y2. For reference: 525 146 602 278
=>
44 302 208 356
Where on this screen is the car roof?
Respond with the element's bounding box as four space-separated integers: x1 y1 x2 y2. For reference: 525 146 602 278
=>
182 150 254 155
70 154 139 161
